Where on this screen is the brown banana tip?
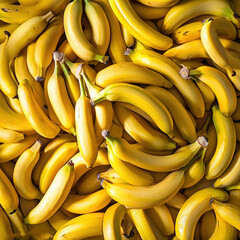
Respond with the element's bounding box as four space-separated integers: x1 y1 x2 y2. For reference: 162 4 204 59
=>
231 70 236 77
35 76 44 82
97 172 101 180
124 48 132 56
103 55 110 64
13 95 18 99
197 136 209 148
9 209 16 215
67 160 74 166
44 104 48 110
53 51 64 62
4 31 10 37
100 179 105 187
202 17 213 24
233 12 240 19
90 99 94 106
179 65 190 79
102 130 110 139
209 198 214 205
76 63 84 78
36 139 43 145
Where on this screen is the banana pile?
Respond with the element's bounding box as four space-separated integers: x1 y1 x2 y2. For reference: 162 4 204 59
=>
0 0 240 239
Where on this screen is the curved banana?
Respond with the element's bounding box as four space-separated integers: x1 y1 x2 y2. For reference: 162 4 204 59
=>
166 192 187 209
95 62 172 88
211 199 240 230
39 141 78 193
128 47 205 118
209 210 237 240
0 134 39 163
0 167 19 214
24 160 75 224
53 212 104 240
34 14 64 81
48 209 71 231
214 149 240 188
162 0 239 35
135 0 180 7
75 75 98 168
13 140 43 200
120 24 135 48
103 131 207 172
26 39 38 79
225 181 240 191
0 205 14 240
114 104 176 151
62 189 112 214
175 187 229 240
92 83 174 138
47 52 76 135
103 203 126 240
0 127 24 143
18 79 60 138
205 105 236 180
200 211 216 240
99 167 127 184
64 0 108 63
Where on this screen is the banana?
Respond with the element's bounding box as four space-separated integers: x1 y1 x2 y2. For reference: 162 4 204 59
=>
92 83 174 138
175 187 229 240
134 0 180 7
48 209 71 231
62 189 112 214
64 0 108 63
18 79 60 138
0 134 39 163
209 210 237 240
75 74 98 168
20 198 56 240
172 17 237 44
99 167 128 184
226 181 240 191
145 204 174 236
76 165 109 194
24 160 75 224
103 203 126 240
34 14 64 81
0 205 14 240
162 0 239 35
95 62 172 88
26 39 38 79
39 141 78 193
120 24 135 48
146 86 197 143
0 160 15 181
205 105 236 180
47 52 76 135
0 167 19 214
103 131 207 172
228 189 240 208
5 11 54 61
53 212 104 240
108 0 173 50
128 47 205 118
0 127 24 143
214 149 240 188
13 140 43 200
211 199 240 230
4 94 23 114
84 0 110 56
166 192 187 209
199 210 216 240
181 66 237 116
57 39 77 62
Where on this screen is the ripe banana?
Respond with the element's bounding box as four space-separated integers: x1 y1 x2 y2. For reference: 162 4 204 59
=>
120 24 135 48
57 39 77 62
108 0 173 50
48 209 71 231
134 0 180 7
175 187 229 240
99 167 127 184
95 62 172 88
166 192 187 209
13 140 43 200
26 39 38 79
18 79 60 138
64 0 108 63
211 199 240 231
24 160 75 224
47 52 76 135
128 47 205 118
0 205 14 240
0 127 24 143
92 83 174 138
103 131 207 172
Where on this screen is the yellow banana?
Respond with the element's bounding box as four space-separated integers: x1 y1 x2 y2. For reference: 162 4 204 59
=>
34 14 64 81
205 105 236 179
24 160 75 224
211 199 240 230
48 209 71 231
103 131 207 172
99 167 127 184
108 0 173 50
134 0 180 7
64 0 108 63
13 140 43 200
175 187 229 240
0 160 15 181
92 83 174 138
0 127 24 143
225 181 240 191
53 212 104 240
47 52 76 135
62 189 112 214
103 203 126 240
162 0 239 35
76 165 109 194
84 0 110 56
4 94 23 114
166 192 187 209
120 24 135 48
0 134 39 163
19 198 56 240
39 141 78 193
214 149 240 188
128 47 205 118
57 39 77 62
26 39 38 79
18 79 60 138
199 210 216 240
209 210 237 240
145 204 174 236
0 205 14 240
75 74 98 168
95 62 172 88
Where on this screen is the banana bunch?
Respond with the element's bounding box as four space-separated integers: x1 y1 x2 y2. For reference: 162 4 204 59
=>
0 0 240 238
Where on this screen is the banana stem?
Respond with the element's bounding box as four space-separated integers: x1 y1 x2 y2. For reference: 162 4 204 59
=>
79 75 87 97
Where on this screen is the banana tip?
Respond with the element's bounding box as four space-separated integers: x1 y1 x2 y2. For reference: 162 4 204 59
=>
9 209 16 215
76 63 84 78
90 99 94 106
100 179 104 187
233 12 240 19
97 172 101 180
179 65 190 79
67 160 74 166
209 198 214 205
197 136 209 148
102 130 110 139
53 51 64 62
35 76 44 82
124 48 132 56
4 31 10 37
